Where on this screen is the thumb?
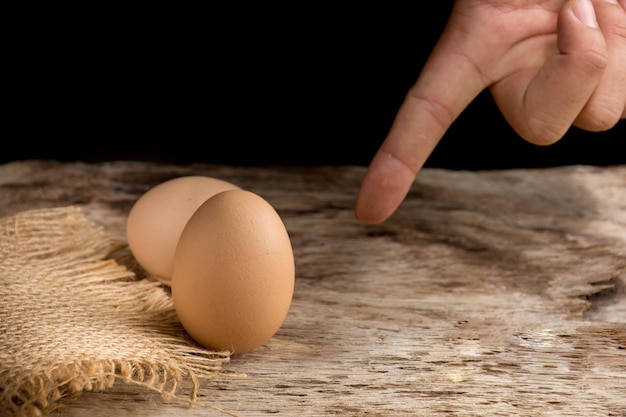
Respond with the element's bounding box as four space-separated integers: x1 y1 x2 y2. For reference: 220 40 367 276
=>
490 0 608 145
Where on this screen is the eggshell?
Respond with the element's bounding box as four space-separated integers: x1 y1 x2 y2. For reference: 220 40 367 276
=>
171 189 295 354
126 176 240 283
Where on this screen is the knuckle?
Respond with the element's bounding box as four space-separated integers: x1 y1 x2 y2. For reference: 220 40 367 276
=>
522 116 567 146
578 49 609 76
575 106 623 131
405 91 454 131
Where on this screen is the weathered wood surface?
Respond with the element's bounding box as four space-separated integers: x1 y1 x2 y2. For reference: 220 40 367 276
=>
1 160 625 417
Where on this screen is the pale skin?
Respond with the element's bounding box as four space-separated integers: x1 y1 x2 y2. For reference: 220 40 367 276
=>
355 0 626 224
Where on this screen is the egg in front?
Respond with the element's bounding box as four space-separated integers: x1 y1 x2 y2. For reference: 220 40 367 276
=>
171 189 295 354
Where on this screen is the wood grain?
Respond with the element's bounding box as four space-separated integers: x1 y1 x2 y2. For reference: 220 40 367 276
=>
1 161 625 417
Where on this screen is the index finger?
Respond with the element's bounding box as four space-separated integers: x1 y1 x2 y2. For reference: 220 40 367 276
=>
355 35 487 224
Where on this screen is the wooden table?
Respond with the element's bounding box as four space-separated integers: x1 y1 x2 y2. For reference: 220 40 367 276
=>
1 160 625 417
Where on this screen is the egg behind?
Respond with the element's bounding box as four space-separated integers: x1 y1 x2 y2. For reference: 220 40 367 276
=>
171 189 295 355
126 176 240 283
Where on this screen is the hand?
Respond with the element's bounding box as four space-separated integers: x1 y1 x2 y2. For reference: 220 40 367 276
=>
355 0 626 224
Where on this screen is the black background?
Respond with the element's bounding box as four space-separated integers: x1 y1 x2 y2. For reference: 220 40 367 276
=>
6 6 624 168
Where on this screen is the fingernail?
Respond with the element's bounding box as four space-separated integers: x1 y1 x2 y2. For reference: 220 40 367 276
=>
573 0 599 28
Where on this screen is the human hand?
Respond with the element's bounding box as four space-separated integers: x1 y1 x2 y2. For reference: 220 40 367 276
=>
355 0 626 224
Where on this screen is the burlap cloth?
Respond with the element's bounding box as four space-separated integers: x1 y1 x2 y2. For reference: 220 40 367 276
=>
0 206 234 417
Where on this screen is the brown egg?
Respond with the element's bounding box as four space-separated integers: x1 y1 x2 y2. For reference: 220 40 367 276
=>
126 176 240 283
171 189 295 354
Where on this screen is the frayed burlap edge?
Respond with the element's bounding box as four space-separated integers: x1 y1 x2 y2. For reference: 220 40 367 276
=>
0 206 240 417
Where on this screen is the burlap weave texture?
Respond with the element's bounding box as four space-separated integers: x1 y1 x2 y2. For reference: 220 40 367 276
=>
0 206 231 417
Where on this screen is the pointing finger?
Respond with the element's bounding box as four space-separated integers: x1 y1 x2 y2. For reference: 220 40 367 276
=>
355 24 487 224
